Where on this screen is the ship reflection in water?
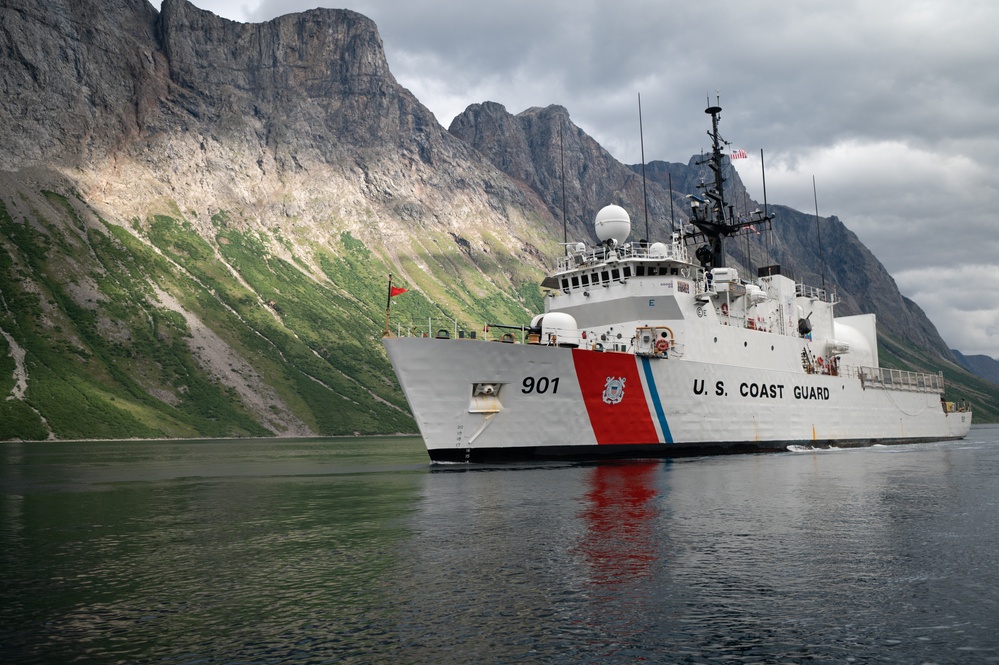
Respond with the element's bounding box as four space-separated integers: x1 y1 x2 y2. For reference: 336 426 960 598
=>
577 461 662 586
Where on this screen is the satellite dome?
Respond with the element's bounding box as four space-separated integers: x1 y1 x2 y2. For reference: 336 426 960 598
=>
594 205 631 246
648 242 667 258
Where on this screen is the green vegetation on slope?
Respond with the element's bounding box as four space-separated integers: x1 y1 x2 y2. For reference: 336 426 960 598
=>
0 184 552 440
0 194 272 439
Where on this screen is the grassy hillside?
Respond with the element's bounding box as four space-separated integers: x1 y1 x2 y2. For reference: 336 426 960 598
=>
0 184 548 440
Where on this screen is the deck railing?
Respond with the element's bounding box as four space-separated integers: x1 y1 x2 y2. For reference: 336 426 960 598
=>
555 241 690 273
839 365 944 394
795 283 837 303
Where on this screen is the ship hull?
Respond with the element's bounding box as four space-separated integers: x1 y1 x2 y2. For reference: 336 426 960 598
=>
384 337 972 463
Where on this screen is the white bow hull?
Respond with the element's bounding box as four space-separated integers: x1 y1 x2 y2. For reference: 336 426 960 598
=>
384 337 971 463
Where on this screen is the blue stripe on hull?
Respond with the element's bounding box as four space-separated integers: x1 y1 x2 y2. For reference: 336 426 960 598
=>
640 357 673 443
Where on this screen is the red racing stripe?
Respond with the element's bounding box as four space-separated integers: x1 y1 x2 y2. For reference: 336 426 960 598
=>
571 349 659 445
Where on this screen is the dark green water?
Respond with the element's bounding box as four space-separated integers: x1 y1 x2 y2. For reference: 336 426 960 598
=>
3 430 999 663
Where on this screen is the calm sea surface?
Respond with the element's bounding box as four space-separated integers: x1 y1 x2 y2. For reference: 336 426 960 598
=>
3 427 999 664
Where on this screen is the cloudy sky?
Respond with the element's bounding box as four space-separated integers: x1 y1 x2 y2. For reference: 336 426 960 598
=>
157 0 999 360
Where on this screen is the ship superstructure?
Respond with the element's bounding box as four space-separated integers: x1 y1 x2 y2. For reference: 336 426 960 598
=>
383 105 970 462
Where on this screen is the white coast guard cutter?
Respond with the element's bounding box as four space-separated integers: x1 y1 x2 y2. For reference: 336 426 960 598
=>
383 105 971 463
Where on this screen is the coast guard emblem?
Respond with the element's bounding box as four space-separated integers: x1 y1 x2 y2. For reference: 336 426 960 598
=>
602 376 625 405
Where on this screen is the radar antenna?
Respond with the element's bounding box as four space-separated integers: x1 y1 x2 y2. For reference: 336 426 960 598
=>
686 103 774 268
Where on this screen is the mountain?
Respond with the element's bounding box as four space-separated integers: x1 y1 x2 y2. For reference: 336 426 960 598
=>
0 0 993 440
952 350 999 385
0 0 556 440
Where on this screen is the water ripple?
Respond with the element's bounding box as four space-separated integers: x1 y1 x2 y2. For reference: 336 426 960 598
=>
3 430 999 663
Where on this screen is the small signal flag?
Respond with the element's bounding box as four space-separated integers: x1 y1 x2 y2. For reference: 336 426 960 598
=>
384 274 407 336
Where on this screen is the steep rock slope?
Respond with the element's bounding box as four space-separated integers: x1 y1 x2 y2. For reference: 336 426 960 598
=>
0 0 559 440
0 0 165 170
450 103 684 244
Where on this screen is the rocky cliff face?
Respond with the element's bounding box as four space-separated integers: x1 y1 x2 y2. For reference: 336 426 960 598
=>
157 0 439 156
449 103 685 244
0 0 980 439
0 0 166 170
0 0 558 440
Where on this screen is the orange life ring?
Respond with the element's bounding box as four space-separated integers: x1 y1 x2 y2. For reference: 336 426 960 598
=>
721 303 729 316
655 338 669 353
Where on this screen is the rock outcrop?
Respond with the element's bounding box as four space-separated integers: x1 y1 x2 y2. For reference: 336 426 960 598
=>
0 0 166 170
157 0 441 157
450 103 685 244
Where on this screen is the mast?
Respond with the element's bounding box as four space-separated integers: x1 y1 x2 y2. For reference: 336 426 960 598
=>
639 93 650 241
559 122 568 255
813 175 827 291
687 102 773 269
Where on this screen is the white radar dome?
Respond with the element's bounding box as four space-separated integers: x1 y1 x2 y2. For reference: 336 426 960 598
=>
594 205 631 246
540 312 580 348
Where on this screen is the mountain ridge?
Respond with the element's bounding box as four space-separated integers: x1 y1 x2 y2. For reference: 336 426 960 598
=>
952 350 999 385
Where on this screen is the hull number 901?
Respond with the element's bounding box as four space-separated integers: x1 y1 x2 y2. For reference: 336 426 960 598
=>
522 376 560 394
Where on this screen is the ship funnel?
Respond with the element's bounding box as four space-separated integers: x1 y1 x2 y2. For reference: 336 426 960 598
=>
594 205 631 246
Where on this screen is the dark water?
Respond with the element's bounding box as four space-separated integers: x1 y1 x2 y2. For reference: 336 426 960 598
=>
3 429 999 664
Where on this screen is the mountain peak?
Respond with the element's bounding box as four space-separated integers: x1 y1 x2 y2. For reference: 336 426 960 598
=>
0 0 448 171
160 0 393 105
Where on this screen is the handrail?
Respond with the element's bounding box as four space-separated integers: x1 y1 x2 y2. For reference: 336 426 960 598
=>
795 283 837 304
555 241 690 273
840 365 944 394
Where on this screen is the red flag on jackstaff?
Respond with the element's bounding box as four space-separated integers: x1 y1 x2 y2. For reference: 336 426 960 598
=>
383 274 407 336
